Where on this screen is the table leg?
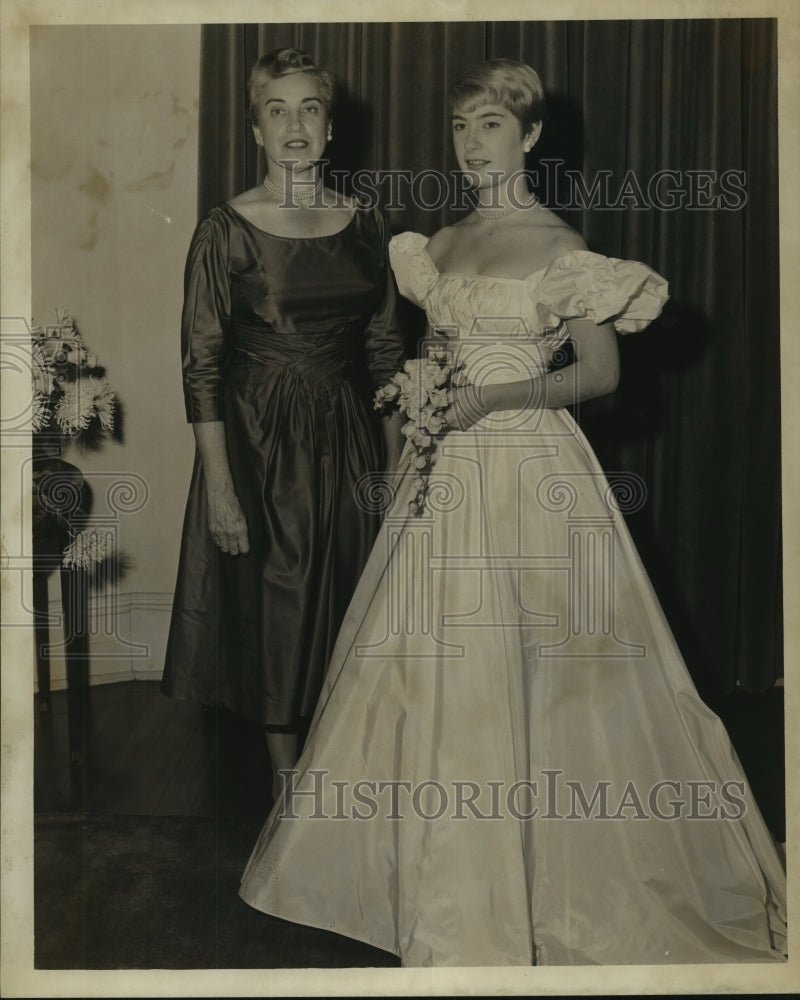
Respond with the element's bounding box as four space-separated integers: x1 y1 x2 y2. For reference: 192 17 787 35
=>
33 569 52 714
60 565 89 764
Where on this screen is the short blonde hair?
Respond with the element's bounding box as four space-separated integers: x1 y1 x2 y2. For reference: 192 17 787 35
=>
247 47 335 124
449 58 546 136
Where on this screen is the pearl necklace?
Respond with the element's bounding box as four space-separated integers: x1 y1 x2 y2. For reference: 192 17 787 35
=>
474 194 539 220
263 174 323 203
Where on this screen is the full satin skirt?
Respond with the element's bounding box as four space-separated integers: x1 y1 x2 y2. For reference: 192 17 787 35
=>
239 404 787 966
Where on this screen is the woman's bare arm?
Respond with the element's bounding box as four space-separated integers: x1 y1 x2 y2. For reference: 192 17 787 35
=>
444 316 620 429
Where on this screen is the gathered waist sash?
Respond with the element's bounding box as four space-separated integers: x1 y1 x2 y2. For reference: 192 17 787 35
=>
230 343 366 402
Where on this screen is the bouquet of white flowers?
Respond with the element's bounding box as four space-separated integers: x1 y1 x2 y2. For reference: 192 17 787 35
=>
31 308 116 437
374 349 470 516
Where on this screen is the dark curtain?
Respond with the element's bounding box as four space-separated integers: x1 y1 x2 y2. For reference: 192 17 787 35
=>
196 20 781 696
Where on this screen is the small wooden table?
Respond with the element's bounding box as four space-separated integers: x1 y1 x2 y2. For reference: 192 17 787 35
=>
33 457 89 764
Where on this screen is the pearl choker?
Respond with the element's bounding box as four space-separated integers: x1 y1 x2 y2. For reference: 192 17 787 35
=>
474 194 539 220
263 174 323 203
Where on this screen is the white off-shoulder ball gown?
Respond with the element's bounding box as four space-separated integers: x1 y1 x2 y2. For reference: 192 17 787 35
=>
239 232 788 967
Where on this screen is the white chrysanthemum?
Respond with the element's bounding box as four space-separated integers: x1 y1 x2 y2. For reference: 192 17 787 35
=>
54 381 95 433
53 375 116 433
91 377 116 430
32 394 52 432
31 340 55 431
62 527 115 569
32 339 55 394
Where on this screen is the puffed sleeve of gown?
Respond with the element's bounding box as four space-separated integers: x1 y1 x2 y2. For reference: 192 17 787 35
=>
362 208 407 388
387 231 438 310
533 249 669 334
181 209 232 423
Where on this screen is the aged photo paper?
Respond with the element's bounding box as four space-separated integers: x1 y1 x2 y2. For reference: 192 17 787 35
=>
2 0 798 996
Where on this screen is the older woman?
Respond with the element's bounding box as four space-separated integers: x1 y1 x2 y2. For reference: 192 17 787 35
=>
162 48 405 799
239 59 786 966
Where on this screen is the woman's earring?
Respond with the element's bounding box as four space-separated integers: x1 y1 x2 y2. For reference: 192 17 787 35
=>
327 129 333 141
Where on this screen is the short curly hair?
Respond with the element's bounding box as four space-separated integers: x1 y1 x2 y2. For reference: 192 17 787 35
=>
448 58 546 137
247 47 335 124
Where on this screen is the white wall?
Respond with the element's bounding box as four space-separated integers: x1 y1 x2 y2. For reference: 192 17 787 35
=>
31 24 201 685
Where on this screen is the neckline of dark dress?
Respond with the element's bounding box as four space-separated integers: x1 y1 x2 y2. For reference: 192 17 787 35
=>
220 201 362 242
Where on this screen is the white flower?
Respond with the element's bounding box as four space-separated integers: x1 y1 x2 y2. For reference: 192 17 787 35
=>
373 355 471 516
412 428 432 448
420 364 439 392
423 410 446 435
32 340 54 395
374 381 400 407
427 388 449 409
31 340 55 431
53 375 115 433
32 396 51 432
402 385 424 421
92 377 116 430
62 527 115 569
31 309 117 441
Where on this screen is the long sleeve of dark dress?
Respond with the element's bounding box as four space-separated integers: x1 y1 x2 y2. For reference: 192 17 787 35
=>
163 204 406 727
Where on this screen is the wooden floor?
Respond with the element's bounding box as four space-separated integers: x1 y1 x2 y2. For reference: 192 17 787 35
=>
34 679 786 840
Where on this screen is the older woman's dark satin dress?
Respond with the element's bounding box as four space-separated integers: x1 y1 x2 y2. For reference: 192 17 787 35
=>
162 203 405 728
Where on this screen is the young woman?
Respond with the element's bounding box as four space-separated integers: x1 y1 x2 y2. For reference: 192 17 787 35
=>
162 48 405 800
238 59 787 966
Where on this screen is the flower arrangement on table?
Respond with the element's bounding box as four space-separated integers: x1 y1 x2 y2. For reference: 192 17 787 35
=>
374 349 470 516
32 308 115 436
31 308 117 570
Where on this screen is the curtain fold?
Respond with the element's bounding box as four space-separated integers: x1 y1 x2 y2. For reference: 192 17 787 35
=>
195 20 781 695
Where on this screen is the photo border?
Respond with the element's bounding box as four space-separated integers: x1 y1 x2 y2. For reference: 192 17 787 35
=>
2 1 798 996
